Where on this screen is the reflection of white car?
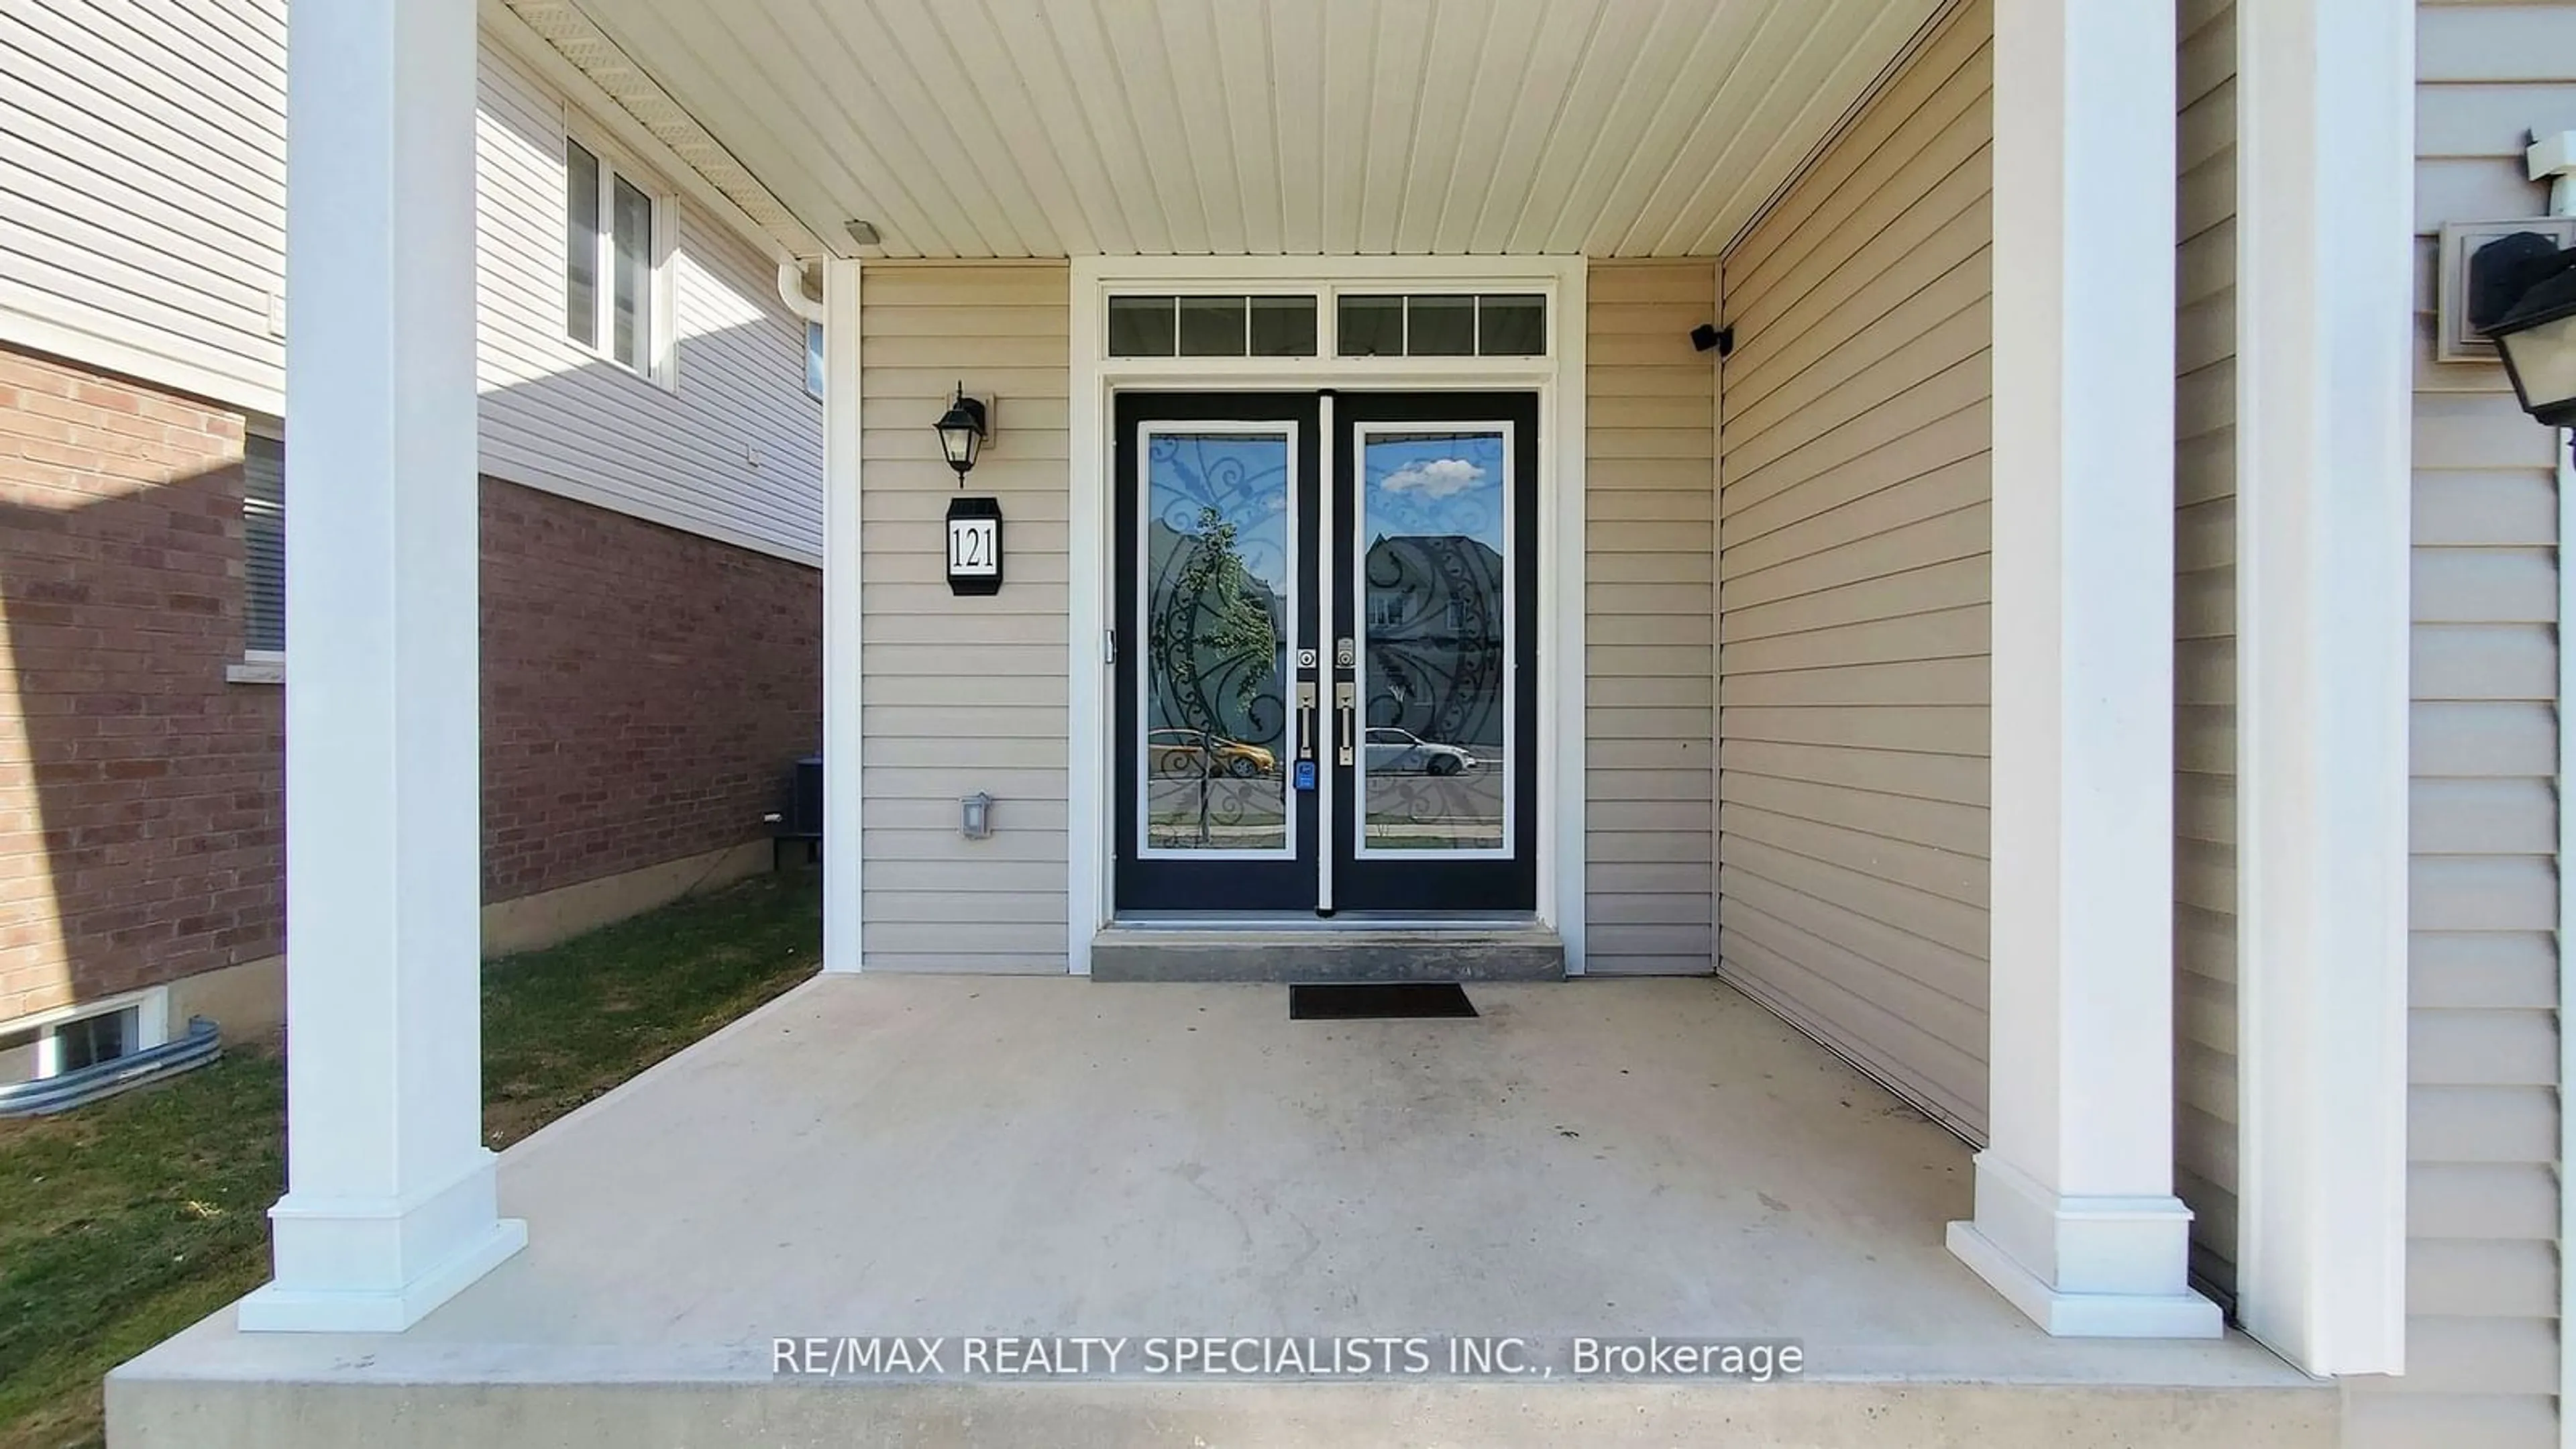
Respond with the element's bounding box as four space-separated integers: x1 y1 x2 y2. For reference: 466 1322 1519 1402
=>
1362 727 1479 776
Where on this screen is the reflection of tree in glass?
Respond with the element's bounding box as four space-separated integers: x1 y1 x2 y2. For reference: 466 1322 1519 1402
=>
1173 505 1279 718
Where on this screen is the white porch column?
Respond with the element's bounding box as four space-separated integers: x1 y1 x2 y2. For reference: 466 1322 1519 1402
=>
239 0 524 1331
1946 0 2221 1337
2232 0 2412 1375
821 258 863 972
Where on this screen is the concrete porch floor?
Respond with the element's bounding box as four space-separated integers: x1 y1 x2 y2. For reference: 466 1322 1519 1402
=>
111 975 2330 1447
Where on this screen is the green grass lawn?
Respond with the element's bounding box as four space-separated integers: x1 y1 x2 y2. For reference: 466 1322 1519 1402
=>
0 869 821 1449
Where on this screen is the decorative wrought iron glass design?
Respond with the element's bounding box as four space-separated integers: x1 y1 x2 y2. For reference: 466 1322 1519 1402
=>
1356 427 1510 853
1140 430 1294 853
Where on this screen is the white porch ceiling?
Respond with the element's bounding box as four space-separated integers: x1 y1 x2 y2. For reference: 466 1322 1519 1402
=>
550 0 1946 260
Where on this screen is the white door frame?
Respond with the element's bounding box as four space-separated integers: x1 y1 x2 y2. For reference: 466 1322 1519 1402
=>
1067 256 1590 974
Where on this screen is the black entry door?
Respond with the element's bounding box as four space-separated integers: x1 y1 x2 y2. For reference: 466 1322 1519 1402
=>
1112 390 1537 916
1328 392 1539 912
1114 393 1320 910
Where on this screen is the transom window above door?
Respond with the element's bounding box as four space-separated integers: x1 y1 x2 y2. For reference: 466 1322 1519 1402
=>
1337 294 1545 358
1102 289 1550 362
1108 295 1320 358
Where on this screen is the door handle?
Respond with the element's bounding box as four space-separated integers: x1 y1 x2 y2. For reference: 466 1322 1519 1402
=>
1296 682 1318 761
1334 683 1356 767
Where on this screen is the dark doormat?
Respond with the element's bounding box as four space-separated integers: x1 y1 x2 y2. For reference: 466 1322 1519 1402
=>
1289 982 1479 1020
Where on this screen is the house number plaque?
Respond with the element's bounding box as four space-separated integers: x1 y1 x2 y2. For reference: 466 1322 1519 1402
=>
945 495 1004 596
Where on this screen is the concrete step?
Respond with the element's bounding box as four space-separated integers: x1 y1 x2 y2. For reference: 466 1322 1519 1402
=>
109 1361 2340 1449
1088 922 1564 982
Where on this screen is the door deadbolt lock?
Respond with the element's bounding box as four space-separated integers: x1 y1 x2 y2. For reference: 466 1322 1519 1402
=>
1335 637 1356 669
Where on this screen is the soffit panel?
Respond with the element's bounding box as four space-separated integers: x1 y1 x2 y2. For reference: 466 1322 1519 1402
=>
565 0 1944 259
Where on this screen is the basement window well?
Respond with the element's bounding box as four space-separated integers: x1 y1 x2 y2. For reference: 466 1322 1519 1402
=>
8 985 166 1077
0 991 166 1085
0 988 225 1117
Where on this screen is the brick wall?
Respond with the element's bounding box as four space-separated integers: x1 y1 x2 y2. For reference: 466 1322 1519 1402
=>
0 343 823 1024
479 478 820 902
0 347 281 1023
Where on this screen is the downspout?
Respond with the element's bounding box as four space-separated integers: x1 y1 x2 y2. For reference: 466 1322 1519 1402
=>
2534 128 2576 1449
777 259 826 325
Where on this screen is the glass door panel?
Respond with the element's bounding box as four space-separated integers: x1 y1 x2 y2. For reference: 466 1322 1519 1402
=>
1355 427 1511 855
1141 429 1294 855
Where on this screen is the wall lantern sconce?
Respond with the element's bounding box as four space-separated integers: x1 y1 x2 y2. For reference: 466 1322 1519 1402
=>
960 791 994 840
933 383 991 483
2471 231 2576 432
937 383 1002 595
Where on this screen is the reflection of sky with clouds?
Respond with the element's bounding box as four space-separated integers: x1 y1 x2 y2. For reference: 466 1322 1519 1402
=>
1364 431 1505 547
1149 433 1291 592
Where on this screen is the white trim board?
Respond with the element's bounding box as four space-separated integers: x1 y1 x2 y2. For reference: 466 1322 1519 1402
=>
2558 407 2573 1449
2231 0 2413 1376
1067 254 1589 976
1710 254 1726 990
820 258 864 973
0 307 284 423
2546 142 2576 1449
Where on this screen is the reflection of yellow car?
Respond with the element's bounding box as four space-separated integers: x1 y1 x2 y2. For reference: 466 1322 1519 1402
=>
1148 729 1276 778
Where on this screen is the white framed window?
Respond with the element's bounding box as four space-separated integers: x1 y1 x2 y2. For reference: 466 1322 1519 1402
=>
0 987 171 1083
242 430 285 657
564 135 671 383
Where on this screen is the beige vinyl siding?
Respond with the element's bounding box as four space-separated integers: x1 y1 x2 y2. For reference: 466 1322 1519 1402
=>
0 9 820 562
859 263 1070 973
2172 0 2240 1309
1714 0 1992 1136
474 40 823 564
2344 8 2572 1445
1585 262 1718 975
0 0 286 415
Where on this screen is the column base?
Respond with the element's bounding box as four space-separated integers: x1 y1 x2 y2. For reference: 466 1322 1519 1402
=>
1946 1152 2224 1339
238 1150 527 1333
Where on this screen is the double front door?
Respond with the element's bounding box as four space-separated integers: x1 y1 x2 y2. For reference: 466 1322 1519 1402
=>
1114 390 1538 914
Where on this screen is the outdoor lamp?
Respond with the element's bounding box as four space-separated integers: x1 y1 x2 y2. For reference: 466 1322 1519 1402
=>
2471 231 2576 429
933 383 989 482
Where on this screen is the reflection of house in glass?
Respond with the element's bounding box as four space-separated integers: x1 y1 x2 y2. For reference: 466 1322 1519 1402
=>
1364 533 1505 751
1146 517 1289 752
